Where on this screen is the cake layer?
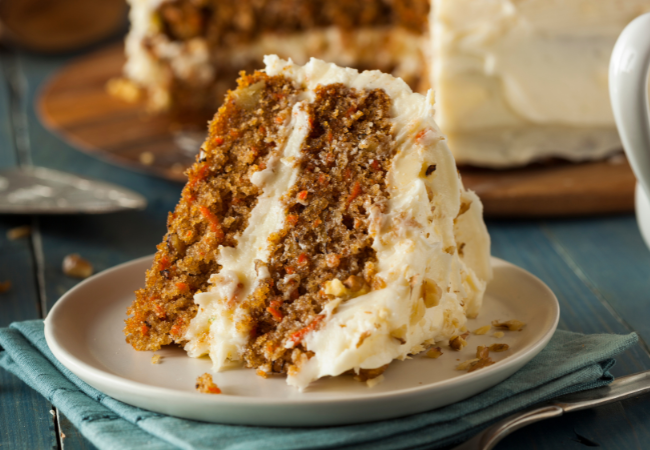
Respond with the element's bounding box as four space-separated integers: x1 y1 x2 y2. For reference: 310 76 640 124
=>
432 0 650 167
177 56 491 390
124 72 302 350
125 0 429 112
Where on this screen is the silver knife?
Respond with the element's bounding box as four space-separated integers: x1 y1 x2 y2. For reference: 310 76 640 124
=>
453 371 650 450
0 166 146 214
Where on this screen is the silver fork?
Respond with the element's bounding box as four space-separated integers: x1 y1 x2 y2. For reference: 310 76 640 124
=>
453 371 650 450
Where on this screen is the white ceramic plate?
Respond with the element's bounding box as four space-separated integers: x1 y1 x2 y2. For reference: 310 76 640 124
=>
45 256 559 427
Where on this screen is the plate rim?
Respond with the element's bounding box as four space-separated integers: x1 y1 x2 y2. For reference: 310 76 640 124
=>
45 255 560 408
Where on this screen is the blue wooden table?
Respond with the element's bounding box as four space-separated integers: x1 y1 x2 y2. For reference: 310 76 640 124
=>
2 42 650 450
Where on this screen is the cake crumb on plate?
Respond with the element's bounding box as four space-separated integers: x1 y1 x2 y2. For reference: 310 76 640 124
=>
196 373 221 394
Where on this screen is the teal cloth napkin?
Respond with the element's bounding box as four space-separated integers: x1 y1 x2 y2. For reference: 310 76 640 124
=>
0 320 639 450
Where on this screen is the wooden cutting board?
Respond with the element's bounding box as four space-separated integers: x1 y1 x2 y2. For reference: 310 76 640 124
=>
37 43 637 217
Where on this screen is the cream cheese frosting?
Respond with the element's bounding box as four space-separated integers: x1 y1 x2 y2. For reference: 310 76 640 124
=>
184 56 492 390
432 0 650 167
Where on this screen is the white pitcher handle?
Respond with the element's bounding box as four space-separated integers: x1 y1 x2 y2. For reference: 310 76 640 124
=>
609 13 650 198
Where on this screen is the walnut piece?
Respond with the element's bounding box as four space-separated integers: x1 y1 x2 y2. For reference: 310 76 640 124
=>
62 254 93 279
456 358 480 371
353 364 389 382
425 347 443 359
492 319 526 332
6 225 31 240
489 343 509 352
476 346 490 359
0 280 11 293
449 335 467 351
473 325 491 335
456 345 497 373
343 275 365 292
467 357 495 373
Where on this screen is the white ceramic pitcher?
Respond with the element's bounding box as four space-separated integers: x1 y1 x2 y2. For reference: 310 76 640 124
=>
610 12 650 249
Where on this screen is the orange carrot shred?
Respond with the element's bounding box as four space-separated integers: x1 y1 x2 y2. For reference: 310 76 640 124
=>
290 315 325 345
415 129 427 141
346 181 362 207
267 306 284 321
297 253 308 266
199 206 225 240
158 255 170 271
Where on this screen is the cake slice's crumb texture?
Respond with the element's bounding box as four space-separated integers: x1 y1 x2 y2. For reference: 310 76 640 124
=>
243 84 395 374
124 72 300 351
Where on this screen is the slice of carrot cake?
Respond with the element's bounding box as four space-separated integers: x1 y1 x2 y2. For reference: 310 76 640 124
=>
124 56 492 389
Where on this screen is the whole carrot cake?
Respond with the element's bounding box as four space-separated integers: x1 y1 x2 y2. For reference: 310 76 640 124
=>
124 56 492 389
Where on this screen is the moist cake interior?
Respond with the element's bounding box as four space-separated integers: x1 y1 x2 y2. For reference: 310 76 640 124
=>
126 71 397 377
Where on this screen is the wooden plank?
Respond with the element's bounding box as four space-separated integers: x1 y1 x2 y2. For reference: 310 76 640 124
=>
0 218 40 326
0 51 59 450
0 51 17 167
36 42 636 217
0 369 58 450
57 412 98 450
499 397 650 450
0 218 58 450
488 220 650 449
11 49 180 450
541 216 650 349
